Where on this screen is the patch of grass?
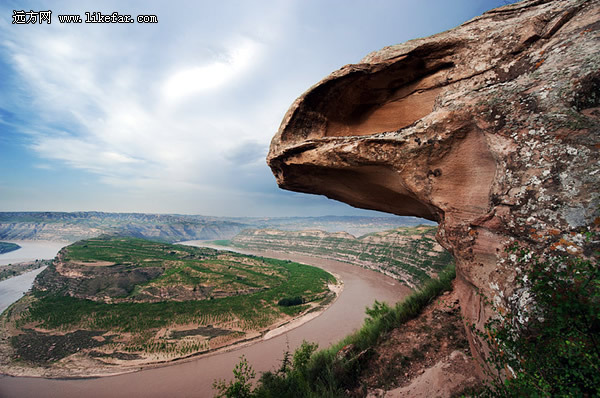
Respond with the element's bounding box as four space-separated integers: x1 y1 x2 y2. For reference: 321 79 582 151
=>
279 304 310 317
211 240 232 246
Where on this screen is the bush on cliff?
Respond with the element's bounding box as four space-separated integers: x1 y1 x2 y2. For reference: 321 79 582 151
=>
476 233 600 397
215 263 456 397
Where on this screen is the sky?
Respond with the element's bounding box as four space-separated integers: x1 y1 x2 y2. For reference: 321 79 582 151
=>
0 0 511 217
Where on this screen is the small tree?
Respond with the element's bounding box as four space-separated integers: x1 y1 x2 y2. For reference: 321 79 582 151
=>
292 340 318 372
364 300 391 323
213 355 256 398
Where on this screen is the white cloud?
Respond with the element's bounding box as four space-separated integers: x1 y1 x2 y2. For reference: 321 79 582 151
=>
30 135 145 175
3 19 280 203
163 38 261 102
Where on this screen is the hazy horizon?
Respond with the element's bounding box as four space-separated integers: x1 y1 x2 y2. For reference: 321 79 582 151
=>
1 0 510 217
0 209 421 221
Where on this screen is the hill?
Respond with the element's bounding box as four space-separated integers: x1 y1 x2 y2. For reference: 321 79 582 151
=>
221 226 452 288
0 212 247 243
0 236 336 376
0 212 430 244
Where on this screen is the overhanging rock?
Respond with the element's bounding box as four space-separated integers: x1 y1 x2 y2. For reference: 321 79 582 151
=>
268 0 600 369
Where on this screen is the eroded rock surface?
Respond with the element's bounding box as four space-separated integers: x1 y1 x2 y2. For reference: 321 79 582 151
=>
268 0 600 371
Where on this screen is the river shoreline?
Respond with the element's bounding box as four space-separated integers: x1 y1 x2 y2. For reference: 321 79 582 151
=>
0 240 68 267
0 243 344 379
0 245 411 398
0 241 67 315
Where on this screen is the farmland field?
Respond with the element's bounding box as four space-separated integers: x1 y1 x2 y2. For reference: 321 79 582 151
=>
0 236 336 374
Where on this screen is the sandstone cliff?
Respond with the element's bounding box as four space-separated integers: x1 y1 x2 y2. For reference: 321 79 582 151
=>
268 0 600 371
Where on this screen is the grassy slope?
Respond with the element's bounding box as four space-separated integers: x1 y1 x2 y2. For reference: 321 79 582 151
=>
5 237 335 362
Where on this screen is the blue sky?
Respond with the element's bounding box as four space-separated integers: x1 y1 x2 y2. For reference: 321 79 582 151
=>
0 0 510 216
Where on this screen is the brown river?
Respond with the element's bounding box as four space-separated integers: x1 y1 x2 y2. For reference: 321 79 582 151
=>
0 243 411 398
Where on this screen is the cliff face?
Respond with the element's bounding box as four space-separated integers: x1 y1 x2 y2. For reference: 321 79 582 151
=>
231 226 452 287
268 0 600 369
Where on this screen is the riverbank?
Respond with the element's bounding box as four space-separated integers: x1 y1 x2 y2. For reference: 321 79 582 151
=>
0 243 344 379
0 246 410 398
0 267 49 315
0 241 67 315
0 240 68 266
0 260 50 282
0 282 342 379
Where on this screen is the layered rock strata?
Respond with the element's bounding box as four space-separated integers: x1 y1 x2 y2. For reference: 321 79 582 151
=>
230 227 452 288
268 0 600 370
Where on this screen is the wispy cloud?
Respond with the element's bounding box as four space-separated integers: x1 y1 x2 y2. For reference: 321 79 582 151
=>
163 38 262 102
0 4 284 197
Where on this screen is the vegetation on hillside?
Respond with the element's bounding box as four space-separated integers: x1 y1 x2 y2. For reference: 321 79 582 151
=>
215 264 456 397
475 233 600 397
221 226 453 287
0 241 20 254
3 237 335 364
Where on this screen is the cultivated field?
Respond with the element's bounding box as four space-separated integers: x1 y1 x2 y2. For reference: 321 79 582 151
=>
0 236 336 375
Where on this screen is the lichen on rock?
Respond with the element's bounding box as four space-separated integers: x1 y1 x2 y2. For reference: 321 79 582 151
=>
267 0 600 373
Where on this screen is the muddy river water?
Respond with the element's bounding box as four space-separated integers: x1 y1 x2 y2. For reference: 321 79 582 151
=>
0 242 411 398
0 241 69 314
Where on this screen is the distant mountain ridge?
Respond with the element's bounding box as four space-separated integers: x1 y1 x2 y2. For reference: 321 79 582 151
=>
0 212 427 243
226 215 435 236
0 212 247 243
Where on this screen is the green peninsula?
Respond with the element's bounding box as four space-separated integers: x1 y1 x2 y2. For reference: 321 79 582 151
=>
0 236 336 376
0 242 20 255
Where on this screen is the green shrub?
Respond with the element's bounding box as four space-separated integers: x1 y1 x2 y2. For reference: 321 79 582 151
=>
213 355 256 398
277 296 304 307
476 236 600 397
218 263 456 397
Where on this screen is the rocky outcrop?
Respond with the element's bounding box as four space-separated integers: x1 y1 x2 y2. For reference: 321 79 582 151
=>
268 0 600 372
34 249 165 301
